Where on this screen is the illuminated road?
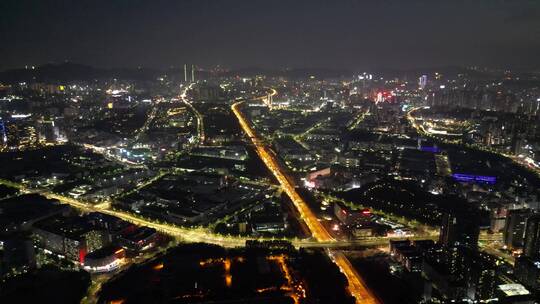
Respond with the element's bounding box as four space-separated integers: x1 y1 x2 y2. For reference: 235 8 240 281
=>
406 107 430 137
348 108 370 130
479 242 515 266
259 88 277 108
0 178 427 252
231 98 380 304
232 101 333 241
330 251 379 304
179 83 205 145
134 97 162 142
80 143 144 168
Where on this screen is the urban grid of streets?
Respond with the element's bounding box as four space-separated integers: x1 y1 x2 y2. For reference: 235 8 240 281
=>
0 86 508 304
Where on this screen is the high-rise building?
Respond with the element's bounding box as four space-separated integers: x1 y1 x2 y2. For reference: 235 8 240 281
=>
423 245 499 302
523 214 540 259
419 75 427 90
4 122 39 150
37 119 59 143
183 64 196 82
514 256 540 291
490 207 507 233
503 209 531 250
0 120 6 148
468 252 498 301
32 215 108 263
439 212 479 248
194 84 221 101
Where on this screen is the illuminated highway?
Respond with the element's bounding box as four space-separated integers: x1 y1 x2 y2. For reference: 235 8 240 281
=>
330 251 379 304
179 83 205 144
80 143 144 168
0 178 433 252
134 97 162 142
348 108 370 131
231 97 380 304
0 177 499 251
257 88 277 108
232 100 333 241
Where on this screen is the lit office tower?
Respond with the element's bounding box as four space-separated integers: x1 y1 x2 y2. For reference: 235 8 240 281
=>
37 119 59 143
523 214 540 259
267 92 273 109
183 64 196 82
0 120 6 147
419 75 427 89
503 209 531 250
439 213 456 246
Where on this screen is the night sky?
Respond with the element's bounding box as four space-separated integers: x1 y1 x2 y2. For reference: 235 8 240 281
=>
1 0 540 71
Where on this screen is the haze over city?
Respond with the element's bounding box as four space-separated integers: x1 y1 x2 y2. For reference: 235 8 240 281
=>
2 0 540 70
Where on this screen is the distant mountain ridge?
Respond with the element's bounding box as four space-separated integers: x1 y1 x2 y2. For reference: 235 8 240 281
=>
0 63 162 83
0 63 356 82
0 62 509 83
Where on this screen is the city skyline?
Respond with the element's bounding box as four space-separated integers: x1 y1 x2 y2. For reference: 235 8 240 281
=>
1 1 540 304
